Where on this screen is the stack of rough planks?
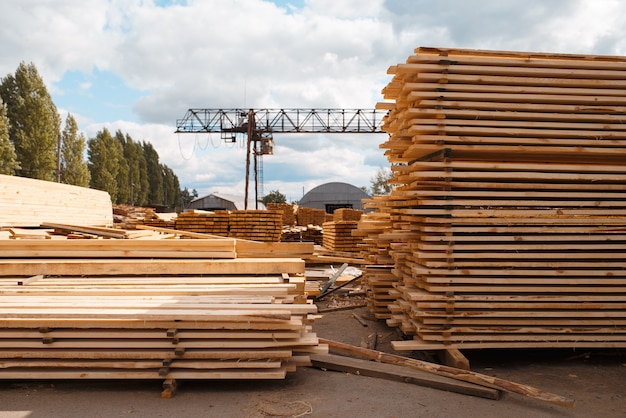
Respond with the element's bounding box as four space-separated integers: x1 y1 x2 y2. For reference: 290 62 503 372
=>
354 197 397 319
321 209 364 252
373 46 626 350
0 237 324 382
174 210 282 242
229 210 282 242
0 174 113 227
296 207 328 226
267 203 296 226
175 210 230 236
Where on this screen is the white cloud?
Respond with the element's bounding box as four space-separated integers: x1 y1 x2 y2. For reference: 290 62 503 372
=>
4 0 626 201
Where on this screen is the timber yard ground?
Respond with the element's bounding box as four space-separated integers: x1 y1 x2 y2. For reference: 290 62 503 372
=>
0 301 624 418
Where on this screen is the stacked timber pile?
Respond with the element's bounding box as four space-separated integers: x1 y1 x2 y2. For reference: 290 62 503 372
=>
113 205 175 229
301 225 323 244
0 174 112 227
321 221 361 252
0 237 324 384
267 203 296 226
333 208 363 222
175 210 230 236
376 46 626 350
354 196 397 319
228 210 282 242
296 207 327 226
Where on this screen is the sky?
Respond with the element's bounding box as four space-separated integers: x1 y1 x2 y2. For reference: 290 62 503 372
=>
2 0 626 203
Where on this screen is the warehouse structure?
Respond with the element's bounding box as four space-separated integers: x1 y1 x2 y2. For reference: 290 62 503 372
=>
298 182 370 213
188 193 265 211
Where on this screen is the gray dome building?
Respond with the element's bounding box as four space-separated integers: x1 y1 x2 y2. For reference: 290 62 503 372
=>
298 182 370 213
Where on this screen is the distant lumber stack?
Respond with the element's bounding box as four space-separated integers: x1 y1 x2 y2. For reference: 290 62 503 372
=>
375 46 626 350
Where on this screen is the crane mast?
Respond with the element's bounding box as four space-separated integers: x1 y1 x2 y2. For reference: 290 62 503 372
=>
175 108 385 208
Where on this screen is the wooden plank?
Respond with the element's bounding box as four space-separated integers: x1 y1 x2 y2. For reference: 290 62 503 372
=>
0 258 305 276
0 367 288 379
309 353 500 400
322 338 574 408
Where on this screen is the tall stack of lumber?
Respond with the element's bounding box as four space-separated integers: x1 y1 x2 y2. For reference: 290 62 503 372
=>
0 237 323 382
267 203 296 226
175 210 230 236
228 210 282 242
0 174 113 227
376 46 626 350
353 196 397 319
296 207 327 226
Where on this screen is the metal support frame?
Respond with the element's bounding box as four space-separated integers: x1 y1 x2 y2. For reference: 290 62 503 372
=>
175 108 386 208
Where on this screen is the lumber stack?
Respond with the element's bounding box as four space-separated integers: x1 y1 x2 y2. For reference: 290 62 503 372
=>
354 196 397 319
333 208 363 222
0 239 323 382
175 210 230 236
376 47 626 350
321 221 361 252
267 203 296 226
296 207 327 226
228 210 282 242
0 174 113 227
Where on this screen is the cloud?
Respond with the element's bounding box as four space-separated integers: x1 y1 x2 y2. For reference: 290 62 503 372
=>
5 0 626 202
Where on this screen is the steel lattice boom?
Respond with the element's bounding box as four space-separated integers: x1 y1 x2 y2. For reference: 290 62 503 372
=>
175 108 385 134
175 108 387 209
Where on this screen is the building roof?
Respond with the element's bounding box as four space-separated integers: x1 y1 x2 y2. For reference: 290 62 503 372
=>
191 192 266 210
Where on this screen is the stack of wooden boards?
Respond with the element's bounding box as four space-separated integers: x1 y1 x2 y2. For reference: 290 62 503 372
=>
0 174 113 227
296 207 329 226
0 235 324 382
175 210 283 242
267 203 296 226
321 209 364 253
372 46 626 350
174 210 231 236
354 197 396 319
229 210 282 242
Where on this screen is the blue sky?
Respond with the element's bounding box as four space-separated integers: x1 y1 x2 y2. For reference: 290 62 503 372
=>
3 0 626 202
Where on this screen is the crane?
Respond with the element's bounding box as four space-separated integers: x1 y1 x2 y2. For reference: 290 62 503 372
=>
175 108 385 209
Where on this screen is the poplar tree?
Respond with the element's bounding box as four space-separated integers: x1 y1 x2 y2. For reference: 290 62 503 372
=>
143 141 163 205
0 62 60 180
121 133 148 206
162 164 181 210
0 99 19 175
114 130 130 204
60 114 90 187
88 128 123 201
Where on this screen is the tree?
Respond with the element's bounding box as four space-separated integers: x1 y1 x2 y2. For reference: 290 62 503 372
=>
369 166 393 195
143 141 164 205
88 128 123 201
0 62 60 180
60 114 90 187
114 130 130 204
262 189 287 206
162 164 181 210
180 187 198 210
121 136 149 206
0 98 19 175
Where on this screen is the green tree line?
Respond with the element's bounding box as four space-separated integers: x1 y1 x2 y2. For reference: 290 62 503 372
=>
0 61 186 210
